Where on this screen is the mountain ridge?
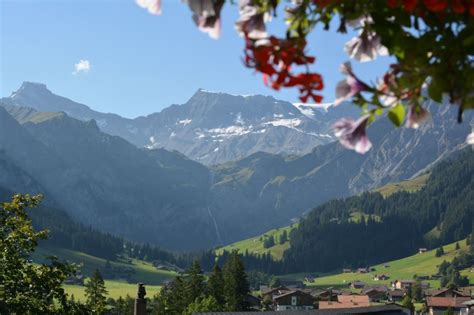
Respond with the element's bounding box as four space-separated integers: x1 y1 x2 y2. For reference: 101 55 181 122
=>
2 82 360 164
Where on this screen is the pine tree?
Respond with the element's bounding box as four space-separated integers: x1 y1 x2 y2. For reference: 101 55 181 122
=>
222 251 250 311
435 246 445 257
455 242 460 250
186 261 205 304
470 232 474 254
208 264 225 306
279 231 288 244
85 269 108 314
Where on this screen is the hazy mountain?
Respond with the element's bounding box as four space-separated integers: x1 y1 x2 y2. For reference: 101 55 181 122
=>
2 82 359 164
1 88 472 249
206 102 473 243
0 105 215 249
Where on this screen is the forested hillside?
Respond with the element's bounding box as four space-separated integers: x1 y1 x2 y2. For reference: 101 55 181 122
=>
282 149 473 273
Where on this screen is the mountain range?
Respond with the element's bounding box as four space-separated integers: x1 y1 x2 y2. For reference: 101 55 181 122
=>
2 82 359 165
0 82 472 250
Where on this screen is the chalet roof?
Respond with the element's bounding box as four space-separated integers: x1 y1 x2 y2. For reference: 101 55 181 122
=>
395 279 416 284
388 289 405 297
261 286 290 295
426 297 471 308
424 288 471 297
337 295 370 305
273 289 312 301
363 286 389 294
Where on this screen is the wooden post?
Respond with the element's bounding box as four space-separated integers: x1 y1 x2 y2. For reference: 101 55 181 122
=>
134 283 147 315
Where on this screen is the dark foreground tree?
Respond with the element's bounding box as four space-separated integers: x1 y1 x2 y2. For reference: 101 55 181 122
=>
223 251 250 311
85 269 108 314
208 263 225 307
0 194 83 314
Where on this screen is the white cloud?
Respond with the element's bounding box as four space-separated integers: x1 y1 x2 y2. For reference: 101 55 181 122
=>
73 59 91 75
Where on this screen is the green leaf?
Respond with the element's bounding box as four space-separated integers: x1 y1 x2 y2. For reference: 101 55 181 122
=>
428 80 443 103
388 103 406 127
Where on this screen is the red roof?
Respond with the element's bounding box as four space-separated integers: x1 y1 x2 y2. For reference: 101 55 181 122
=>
426 297 470 308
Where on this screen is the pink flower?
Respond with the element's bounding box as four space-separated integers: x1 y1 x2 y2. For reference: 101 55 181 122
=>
185 0 225 39
235 0 269 40
406 105 430 129
467 131 474 145
136 0 162 15
333 115 373 154
344 31 388 62
334 62 368 106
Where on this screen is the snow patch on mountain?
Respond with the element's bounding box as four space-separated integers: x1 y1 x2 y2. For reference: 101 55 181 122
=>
264 118 302 128
178 119 192 126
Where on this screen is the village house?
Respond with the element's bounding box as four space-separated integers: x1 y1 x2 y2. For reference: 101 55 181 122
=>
425 296 471 315
363 286 389 302
373 274 390 281
419 248 428 254
272 290 315 311
342 268 352 273
357 267 370 273
351 280 366 289
311 289 339 301
279 279 305 289
319 294 370 309
424 288 471 298
392 279 416 290
387 289 406 302
261 286 291 300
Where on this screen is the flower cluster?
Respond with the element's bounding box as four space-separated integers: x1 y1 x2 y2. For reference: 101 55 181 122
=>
387 0 474 15
136 0 474 153
244 37 324 103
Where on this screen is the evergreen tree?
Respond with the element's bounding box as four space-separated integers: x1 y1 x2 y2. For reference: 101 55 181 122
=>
269 276 281 288
223 252 250 311
410 281 423 302
263 236 275 249
85 269 108 314
185 261 205 304
470 232 474 254
208 264 225 306
435 246 445 257
183 296 222 315
279 231 288 244
455 242 460 250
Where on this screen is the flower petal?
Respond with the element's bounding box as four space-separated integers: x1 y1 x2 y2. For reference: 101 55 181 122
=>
136 0 162 15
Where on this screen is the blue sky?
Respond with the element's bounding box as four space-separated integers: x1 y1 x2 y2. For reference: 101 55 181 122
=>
1 0 393 118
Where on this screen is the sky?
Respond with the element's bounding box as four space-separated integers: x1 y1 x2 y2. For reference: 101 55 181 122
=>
1 0 393 118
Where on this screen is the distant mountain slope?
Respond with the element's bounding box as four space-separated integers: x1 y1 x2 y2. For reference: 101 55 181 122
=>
282 148 473 273
207 103 472 244
0 105 216 249
2 82 359 164
1 86 472 250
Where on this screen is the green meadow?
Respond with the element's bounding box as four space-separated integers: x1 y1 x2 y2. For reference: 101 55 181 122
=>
216 224 297 260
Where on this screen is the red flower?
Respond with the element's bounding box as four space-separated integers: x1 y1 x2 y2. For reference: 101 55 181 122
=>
423 0 448 11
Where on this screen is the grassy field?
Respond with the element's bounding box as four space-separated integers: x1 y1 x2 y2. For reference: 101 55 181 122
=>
64 280 162 301
215 224 297 260
374 173 430 197
286 239 473 289
33 246 177 285
31 245 177 300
